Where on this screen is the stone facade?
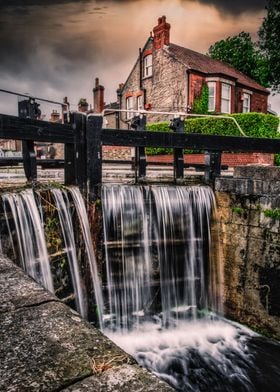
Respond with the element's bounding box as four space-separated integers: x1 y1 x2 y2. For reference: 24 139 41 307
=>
215 166 280 339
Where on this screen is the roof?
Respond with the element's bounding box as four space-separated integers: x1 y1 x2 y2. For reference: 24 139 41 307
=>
104 101 120 115
167 43 269 94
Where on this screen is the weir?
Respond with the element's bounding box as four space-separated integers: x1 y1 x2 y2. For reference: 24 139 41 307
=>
1 181 280 391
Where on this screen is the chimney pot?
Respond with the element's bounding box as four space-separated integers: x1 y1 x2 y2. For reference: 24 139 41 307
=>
153 15 170 50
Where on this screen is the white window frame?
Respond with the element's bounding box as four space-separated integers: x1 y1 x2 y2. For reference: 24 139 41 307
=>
221 83 231 114
207 82 216 112
143 54 152 78
126 96 133 120
243 92 251 113
137 95 143 111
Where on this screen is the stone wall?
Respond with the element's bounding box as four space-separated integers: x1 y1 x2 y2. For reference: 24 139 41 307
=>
215 166 280 339
0 255 173 392
120 39 187 127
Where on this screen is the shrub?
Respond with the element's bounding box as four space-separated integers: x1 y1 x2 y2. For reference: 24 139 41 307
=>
274 154 280 166
145 113 279 155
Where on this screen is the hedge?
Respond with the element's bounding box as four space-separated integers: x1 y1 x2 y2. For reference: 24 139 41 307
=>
145 113 280 156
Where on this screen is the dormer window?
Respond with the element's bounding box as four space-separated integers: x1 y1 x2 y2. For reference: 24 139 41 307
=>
143 54 152 78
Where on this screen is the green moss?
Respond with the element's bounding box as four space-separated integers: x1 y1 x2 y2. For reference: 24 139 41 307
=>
263 208 280 220
232 207 244 215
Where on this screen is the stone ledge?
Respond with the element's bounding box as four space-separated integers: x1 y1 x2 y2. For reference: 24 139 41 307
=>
0 256 173 392
0 255 58 313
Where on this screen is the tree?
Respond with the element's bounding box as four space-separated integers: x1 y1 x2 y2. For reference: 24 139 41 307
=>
258 0 280 92
208 32 269 87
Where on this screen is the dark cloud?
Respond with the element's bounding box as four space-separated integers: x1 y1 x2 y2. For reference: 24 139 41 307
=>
196 0 267 14
0 0 90 7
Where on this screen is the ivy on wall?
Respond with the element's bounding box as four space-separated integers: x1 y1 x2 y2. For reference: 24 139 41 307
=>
192 84 209 114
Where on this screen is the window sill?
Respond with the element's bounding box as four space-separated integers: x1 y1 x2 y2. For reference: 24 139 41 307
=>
142 75 152 81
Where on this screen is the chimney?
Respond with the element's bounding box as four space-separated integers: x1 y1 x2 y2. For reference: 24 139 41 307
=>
50 109 61 123
93 77 105 113
153 15 170 50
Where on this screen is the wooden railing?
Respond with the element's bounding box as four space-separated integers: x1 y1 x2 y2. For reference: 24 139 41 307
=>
1 113 280 201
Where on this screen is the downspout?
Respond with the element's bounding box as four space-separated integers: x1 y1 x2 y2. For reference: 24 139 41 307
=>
139 48 147 106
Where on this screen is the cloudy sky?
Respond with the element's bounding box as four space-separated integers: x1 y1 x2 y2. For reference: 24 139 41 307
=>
0 0 279 117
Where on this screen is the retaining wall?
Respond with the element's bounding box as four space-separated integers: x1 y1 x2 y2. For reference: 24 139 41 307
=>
215 166 280 339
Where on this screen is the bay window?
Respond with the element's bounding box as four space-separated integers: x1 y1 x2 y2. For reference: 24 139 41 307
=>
243 92 251 113
207 82 216 112
221 83 231 113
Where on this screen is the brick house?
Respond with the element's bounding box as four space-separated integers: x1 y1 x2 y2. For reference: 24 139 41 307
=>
113 16 269 128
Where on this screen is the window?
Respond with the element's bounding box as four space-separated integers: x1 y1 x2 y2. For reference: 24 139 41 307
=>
143 54 152 78
207 82 216 112
137 95 143 111
243 93 251 113
221 83 231 113
126 96 133 119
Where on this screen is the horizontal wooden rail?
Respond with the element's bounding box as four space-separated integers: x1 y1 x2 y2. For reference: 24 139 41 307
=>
0 158 65 168
102 129 280 153
0 114 74 143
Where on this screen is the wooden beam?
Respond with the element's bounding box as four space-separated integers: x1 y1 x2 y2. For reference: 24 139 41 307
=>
86 115 103 202
101 129 280 153
0 114 74 143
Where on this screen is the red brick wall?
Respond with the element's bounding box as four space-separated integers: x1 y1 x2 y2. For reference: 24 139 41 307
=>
189 73 268 114
147 153 274 166
189 73 204 107
250 91 268 113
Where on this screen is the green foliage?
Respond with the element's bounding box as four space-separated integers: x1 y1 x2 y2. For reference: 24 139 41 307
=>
145 113 279 155
274 154 280 166
78 98 88 106
192 84 209 114
208 32 269 87
232 207 244 215
258 0 280 92
263 208 280 220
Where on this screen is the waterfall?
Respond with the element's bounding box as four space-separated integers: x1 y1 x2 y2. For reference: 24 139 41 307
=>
101 185 280 391
68 187 104 329
2 190 54 293
102 185 152 331
1 187 103 326
51 188 87 318
101 185 220 330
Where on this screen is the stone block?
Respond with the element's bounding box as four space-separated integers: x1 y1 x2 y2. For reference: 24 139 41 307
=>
234 166 280 181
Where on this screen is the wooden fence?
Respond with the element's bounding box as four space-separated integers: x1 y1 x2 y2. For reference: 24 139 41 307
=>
0 112 280 201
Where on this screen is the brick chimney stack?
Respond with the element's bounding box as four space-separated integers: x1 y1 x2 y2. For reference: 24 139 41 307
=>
93 77 105 113
153 16 170 50
50 109 61 123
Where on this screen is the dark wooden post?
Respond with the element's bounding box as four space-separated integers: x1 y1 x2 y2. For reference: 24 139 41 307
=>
64 137 75 186
72 112 87 192
131 115 147 182
18 99 37 183
86 115 103 202
170 117 184 182
204 151 222 183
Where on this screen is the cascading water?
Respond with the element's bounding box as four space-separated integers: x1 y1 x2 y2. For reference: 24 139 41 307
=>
101 184 220 328
0 187 103 326
2 190 54 293
102 184 280 392
51 188 87 318
68 187 104 329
